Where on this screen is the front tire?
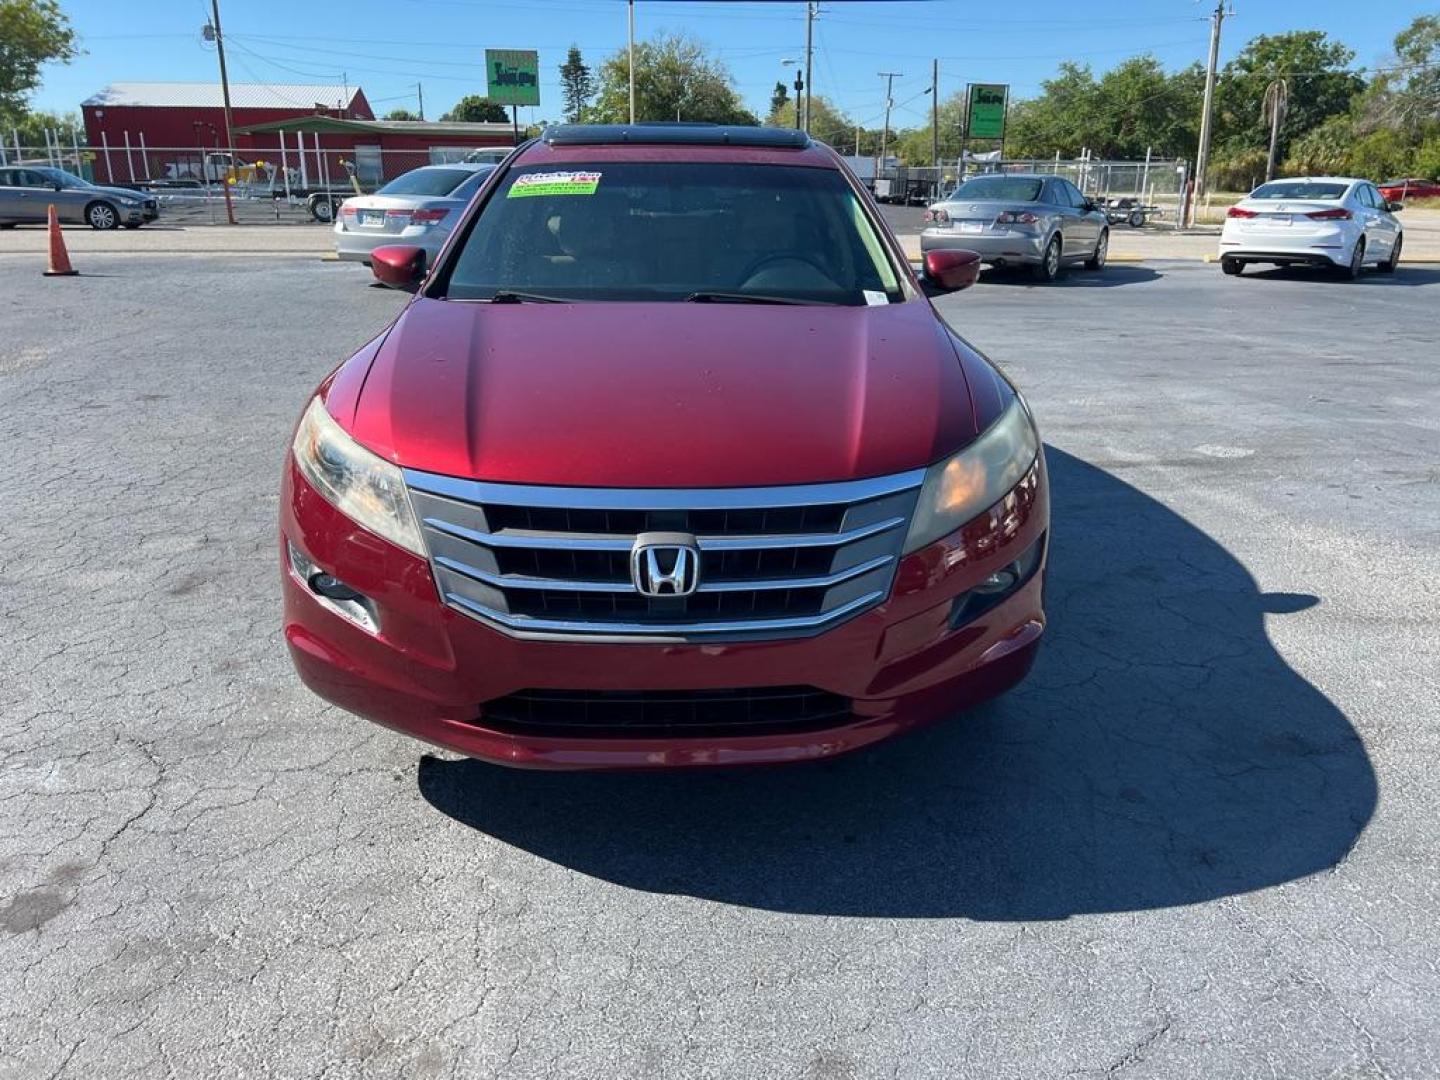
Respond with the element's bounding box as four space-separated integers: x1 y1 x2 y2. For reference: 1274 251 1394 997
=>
86 202 119 230
1033 235 1062 282
1085 229 1108 270
1378 235 1401 274
1128 209 1144 228
1221 257 1243 276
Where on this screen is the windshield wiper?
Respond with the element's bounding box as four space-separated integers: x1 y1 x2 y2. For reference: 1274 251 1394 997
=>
684 291 839 306
488 290 570 304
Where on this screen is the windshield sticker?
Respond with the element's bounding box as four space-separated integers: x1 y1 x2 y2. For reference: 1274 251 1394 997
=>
508 171 602 198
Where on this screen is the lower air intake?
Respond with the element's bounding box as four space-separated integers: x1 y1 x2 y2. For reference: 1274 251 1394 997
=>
478 686 852 738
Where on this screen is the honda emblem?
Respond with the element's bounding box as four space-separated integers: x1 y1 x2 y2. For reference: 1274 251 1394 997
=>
631 532 701 597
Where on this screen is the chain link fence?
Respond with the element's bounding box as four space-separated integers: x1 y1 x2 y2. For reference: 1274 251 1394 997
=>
875 157 1192 229
1 142 500 226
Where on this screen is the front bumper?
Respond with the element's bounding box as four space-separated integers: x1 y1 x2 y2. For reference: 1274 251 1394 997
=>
281 458 1049 769
117 202 154 225
920 227 1045 264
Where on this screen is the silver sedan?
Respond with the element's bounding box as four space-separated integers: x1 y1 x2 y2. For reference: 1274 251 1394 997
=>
921 173 1109 281
334 164 494 265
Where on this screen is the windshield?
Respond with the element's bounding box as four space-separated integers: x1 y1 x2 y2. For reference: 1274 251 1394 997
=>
950 176 1043 202
1250 181 1347 201
43 168 92 189
438 161 903 305
376 168 477 197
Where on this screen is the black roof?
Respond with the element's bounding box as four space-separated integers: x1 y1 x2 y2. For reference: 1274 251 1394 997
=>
542 123 811 149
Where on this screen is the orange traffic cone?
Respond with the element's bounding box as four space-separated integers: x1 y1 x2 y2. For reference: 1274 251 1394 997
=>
43 204 78 277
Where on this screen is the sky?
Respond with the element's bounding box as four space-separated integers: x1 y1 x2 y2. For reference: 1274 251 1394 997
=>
27 0 1438 133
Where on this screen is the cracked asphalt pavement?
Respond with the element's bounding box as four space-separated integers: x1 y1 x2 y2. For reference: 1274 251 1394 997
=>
1 253 1437 1079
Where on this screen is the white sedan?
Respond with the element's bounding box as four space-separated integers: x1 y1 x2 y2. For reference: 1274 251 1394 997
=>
1219 177 1404 279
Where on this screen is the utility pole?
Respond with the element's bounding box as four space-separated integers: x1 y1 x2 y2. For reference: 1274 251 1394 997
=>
208 0 236 164
628 0 637 124
1194 0 1228 203
878 71 901 172
417 83 425 121
203 0 237 225
931 58 939 167
803 2 816 134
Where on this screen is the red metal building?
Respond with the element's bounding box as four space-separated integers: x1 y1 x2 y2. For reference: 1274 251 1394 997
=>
80 82 514 186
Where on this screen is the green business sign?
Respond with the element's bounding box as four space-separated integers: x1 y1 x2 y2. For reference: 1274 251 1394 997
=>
485 49 540 107
967 84 1008 140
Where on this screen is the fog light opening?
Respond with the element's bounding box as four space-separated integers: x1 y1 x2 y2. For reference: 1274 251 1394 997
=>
287 541 380 634
308 572 363 603
948 532 1046 630
974 568 1018 595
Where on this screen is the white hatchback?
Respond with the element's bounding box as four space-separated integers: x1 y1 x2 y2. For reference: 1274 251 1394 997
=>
1218 177 1404 279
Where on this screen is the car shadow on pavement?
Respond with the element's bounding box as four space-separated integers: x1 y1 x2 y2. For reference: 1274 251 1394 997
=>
1240 265 1440 287
418 447 1377 920
979 265 1162 288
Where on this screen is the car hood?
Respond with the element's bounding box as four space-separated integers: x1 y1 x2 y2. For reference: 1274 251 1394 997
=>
335 297 983 488
85 185 148 201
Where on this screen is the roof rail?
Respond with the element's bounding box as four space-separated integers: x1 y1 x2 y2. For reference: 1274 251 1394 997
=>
542 124 811 149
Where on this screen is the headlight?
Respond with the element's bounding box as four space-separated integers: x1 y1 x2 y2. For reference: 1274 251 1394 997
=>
903 396 1040 553
291 397 424 556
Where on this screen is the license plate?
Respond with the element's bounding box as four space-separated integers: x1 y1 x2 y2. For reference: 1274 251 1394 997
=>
358 210 385 226
959 221 983 234
1264 215 1292 227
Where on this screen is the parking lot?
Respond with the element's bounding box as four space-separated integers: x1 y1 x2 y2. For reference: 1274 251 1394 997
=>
2 250 1438 1078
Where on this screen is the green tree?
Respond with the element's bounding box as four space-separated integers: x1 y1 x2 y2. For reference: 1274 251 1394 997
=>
0 0 79 124
1093 56 1203 159
890 93 960 165
1213 32 1364 161
558 45 594 123
588 33 758 125
384 108 419 121
1354 14 1440 141
1413 134 1440 179
1282 114 1355 176
767 94 851 143
1006 63 1102 157
770 80 790 117
6 107 79 146
1006 58 1202 160
442 95 508 123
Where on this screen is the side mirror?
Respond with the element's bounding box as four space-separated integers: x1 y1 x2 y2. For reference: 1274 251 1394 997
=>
370 245 426 291
1387 201 1404 212
922 248 982 293
52 181 63 192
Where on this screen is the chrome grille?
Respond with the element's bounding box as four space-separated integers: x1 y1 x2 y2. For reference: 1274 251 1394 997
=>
403 468 925 640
